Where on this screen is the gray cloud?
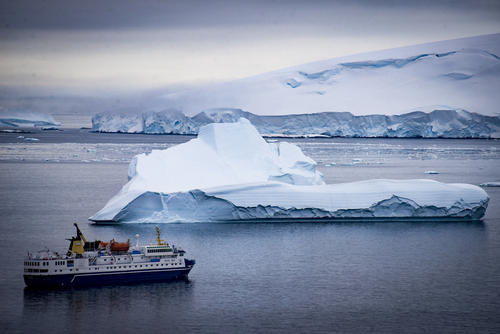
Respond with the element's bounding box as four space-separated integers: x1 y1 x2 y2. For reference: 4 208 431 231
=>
1 0 499 31
0 0 499 95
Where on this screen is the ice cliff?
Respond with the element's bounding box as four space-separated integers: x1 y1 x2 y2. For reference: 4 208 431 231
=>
90 119 489 223
92 109 500 138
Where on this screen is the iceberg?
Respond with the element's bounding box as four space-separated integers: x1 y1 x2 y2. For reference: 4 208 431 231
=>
0 109 60 128
90 119 489 223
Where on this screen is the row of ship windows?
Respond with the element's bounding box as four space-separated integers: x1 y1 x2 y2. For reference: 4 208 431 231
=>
24 261 47 266
24 261 66 266
24 269 48 273
104 263 181 269
25 262 183 274
147 249 171 253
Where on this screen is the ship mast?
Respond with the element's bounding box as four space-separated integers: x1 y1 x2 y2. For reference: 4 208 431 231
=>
155 226 166 246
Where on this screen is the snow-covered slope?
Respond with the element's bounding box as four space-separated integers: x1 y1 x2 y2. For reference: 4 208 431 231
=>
158 34 500 117
92 34 500 138
89 119 489 223
0 109 60 128
92 108 500 138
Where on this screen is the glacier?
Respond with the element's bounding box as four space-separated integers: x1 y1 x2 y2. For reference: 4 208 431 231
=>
92 108 500 138
91 34 500 138
153 34 499 118
89 119 489 223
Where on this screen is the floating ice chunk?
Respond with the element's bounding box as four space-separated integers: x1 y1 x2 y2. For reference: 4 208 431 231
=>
480 182 500 187
424 170 440 174
0 109 60 128
90 119 489 223
24 137 39 142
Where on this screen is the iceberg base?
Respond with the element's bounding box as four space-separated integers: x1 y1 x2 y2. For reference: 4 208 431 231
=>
90 187 489 224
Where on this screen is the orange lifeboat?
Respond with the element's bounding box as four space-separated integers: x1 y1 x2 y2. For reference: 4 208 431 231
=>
109 239 129 252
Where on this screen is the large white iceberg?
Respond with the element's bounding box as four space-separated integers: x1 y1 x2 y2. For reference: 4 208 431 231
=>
90 119 489 223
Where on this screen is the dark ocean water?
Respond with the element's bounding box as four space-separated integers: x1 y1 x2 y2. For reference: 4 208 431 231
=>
0 133 499 333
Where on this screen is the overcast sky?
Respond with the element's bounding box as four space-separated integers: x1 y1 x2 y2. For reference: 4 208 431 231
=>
1 0 499 95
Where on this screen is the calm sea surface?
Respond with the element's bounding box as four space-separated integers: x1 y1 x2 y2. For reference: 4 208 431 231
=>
0 130 499 333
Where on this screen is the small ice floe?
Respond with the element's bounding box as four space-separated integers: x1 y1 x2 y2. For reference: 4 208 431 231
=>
0 129 28 133
24 137 39 142
324 162 336 167
480 182 500 187
17 135 24 139
424 171 440 174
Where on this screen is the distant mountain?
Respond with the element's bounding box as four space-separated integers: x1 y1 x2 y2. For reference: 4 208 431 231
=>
92 109 500 138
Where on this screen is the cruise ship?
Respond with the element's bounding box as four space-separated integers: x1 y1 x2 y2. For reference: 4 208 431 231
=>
23 224 195 288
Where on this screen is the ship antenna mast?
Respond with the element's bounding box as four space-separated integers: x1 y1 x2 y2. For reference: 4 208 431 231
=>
155 226 165 246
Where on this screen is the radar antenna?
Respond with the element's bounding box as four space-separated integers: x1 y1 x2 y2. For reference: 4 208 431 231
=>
155 226 165 246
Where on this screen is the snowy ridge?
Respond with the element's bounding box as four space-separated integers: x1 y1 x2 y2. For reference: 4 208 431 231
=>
92 108 500 138
90 119 489 223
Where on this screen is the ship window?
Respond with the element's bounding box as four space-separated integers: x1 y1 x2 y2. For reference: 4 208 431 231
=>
69 269 72 271
140 265 142 267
